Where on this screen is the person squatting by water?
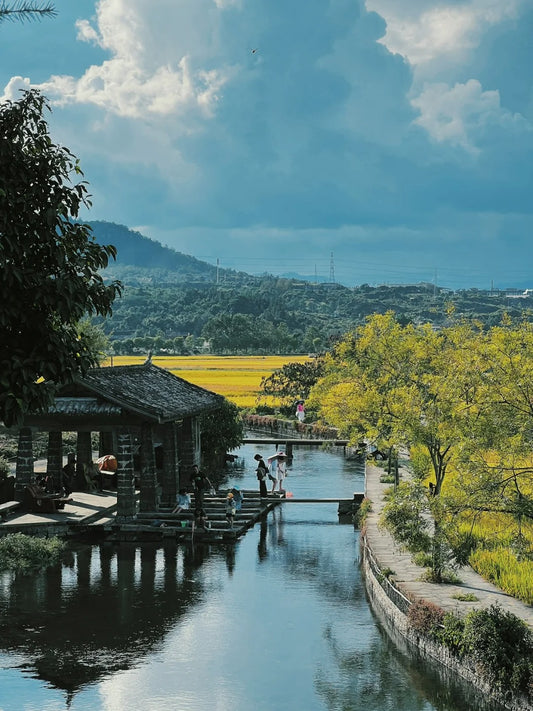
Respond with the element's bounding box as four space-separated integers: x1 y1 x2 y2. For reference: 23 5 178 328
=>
254 453 269 498
226 492 236 528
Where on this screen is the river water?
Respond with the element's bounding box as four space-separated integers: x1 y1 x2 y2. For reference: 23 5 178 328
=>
0 443 505 711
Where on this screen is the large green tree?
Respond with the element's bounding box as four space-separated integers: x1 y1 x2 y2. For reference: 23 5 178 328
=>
0 90 121 426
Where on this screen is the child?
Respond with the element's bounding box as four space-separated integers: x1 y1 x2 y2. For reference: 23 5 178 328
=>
225 492 236 528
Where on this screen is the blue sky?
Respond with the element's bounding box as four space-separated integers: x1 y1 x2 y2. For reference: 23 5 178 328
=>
1 0 532 289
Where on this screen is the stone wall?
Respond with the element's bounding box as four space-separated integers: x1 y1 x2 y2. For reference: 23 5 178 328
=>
360 535 532 711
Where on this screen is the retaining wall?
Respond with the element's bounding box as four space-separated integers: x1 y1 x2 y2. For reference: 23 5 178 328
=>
360 535 531 711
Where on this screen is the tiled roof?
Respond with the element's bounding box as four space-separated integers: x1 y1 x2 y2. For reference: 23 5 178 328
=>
64 363 223 422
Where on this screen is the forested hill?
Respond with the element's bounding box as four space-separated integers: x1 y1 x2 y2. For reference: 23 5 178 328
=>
89 221 246 284
89 221 533 354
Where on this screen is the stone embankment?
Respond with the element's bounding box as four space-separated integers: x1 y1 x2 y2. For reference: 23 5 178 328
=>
362 461 533 711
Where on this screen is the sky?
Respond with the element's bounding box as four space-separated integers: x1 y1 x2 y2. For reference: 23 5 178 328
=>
1 0 532 289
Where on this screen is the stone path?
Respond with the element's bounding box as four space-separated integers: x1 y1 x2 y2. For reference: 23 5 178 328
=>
364 462 533 629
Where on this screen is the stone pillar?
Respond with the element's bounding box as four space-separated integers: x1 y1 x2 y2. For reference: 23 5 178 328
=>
46 431 62 492
176 417 198 487
116 430 137 521
99 431 115 457
76 431 93 489
15 427 33 499
160 422 179 507
139 423 158 513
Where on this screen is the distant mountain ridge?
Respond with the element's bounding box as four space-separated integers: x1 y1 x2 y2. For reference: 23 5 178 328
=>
89 221 218 279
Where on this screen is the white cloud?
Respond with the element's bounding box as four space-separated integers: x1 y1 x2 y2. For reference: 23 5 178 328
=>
411 78 526 151
1 76 32 101
366 0 521 65
34 0 231 120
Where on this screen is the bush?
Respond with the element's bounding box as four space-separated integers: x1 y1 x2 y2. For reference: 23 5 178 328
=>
407 599 445 635
0 455 10 479
462 604 533 696
0 533 66 572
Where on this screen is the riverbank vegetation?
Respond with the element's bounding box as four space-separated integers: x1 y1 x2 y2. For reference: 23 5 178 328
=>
307 312 533 603
0 533 65 572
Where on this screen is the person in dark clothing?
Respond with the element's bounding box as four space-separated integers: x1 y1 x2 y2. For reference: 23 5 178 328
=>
61 453 76 496
254 453 268 498
192 465 213 511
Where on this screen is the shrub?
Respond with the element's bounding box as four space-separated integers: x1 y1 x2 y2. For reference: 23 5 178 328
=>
434 612 465 655
407 599 445 635
0 533 66 572
0 455 10 479
462 604 533 696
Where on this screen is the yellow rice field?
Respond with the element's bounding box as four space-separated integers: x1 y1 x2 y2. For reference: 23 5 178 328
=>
106 355 311 408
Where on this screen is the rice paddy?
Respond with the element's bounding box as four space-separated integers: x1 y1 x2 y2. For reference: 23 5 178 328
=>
106 355 311 408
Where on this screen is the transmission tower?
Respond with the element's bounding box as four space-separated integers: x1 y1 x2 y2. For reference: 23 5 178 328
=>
329 252 335 283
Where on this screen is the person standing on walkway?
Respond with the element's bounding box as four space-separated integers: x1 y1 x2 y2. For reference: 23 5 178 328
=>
276 452 287 493
225 492 236 528
296 401 305 423
254 453 269 498
231 485 243 511
192 465 213 512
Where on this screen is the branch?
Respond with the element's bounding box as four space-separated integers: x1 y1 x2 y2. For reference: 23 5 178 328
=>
0 2 56 23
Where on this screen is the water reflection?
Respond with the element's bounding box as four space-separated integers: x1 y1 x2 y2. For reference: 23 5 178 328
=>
0 444 508 711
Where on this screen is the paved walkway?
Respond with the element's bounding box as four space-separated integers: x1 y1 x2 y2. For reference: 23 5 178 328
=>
0 490 118 530
364 462 533 629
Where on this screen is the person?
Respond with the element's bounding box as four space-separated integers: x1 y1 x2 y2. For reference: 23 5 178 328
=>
267 456 278 493
231 485 243 511
172 488 191 514
296 401 305 422
254 453 269 498
192 507 209 533
61 453 76 496
192 465 213 511
225 492 236 528
276 453 287 493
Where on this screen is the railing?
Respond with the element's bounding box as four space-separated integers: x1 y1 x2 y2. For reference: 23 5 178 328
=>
363 538 412 616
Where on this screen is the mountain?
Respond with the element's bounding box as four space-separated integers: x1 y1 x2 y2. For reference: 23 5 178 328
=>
87 221 533 353
89 221 218 282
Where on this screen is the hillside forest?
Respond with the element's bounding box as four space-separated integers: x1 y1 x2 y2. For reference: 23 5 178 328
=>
90 222 533 356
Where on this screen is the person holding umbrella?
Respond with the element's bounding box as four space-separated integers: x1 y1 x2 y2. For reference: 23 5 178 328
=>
267 451 287 494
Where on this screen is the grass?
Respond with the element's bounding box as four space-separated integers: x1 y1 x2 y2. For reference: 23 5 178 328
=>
105 355 311 408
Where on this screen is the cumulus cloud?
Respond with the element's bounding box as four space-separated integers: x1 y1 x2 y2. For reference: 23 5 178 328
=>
365 0 522 66
411 78 527 151
35 0 231 120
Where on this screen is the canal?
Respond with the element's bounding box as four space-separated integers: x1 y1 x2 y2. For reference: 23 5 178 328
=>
0 443 505 710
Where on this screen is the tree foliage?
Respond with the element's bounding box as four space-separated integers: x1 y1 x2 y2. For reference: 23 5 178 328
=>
260 359 325 410
311 312 533 580
0 90 122 426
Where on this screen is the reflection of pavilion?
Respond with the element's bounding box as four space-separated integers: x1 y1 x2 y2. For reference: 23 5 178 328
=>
12 363 223 520
0 542 213 698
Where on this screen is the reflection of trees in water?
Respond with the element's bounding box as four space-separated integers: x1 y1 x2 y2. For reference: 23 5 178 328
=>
265 509 505 711
266 506 367 607
315 626 506 711
0 541 216 699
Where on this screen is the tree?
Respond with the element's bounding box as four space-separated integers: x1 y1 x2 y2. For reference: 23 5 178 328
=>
200 399 243 469
0 90 122 426
260 358 325 414
0 2 56 23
